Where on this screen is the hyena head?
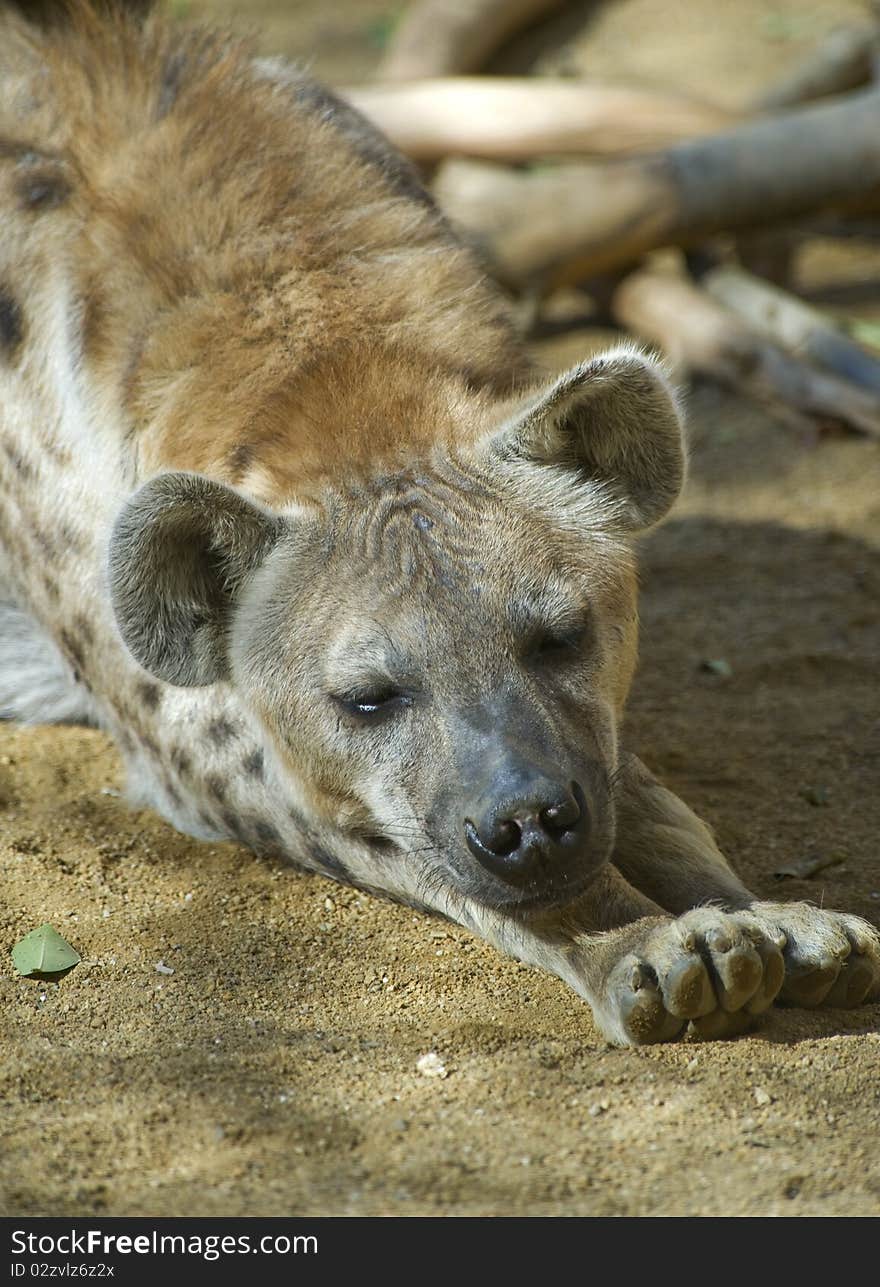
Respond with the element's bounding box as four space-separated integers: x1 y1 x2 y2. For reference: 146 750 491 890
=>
109 350 685 912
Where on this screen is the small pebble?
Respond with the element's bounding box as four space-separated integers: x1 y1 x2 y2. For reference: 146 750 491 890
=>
753 1086 772 1106
155 961 174 976
416 1051 448 1079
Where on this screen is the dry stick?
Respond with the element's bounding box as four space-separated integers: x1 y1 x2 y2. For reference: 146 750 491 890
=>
433 84 880 289
703 264 880 395
344 79 740 163
379 0 567 80
611 270 880 438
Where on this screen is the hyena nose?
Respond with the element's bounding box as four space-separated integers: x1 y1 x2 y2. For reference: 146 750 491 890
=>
465 781 588 885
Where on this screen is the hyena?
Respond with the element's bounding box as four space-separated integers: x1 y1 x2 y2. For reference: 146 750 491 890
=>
1 2 878 1047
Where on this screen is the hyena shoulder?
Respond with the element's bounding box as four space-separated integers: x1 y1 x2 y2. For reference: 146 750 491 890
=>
0 4 523 506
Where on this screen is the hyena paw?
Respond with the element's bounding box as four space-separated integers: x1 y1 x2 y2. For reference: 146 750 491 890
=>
595 908 786 1047
748 901 880 1009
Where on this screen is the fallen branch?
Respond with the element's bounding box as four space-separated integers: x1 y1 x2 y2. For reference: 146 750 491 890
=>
379 0 567 80
611 268 880 437
433 85 880 288
702 264 880 395
733 25 880 285
344 79 740 162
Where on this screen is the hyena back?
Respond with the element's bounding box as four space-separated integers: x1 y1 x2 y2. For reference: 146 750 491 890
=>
1 2 877 1046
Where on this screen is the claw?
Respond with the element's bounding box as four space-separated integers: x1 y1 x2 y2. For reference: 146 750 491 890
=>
598 903 876 1047
822 956 876 1008
780 962 840 1008
662 954 715 1018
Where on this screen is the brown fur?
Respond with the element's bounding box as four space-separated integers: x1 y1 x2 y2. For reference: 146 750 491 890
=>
3 6 524 506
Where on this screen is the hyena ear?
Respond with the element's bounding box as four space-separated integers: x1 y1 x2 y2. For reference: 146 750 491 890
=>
493 348 685 530
108 472 285 686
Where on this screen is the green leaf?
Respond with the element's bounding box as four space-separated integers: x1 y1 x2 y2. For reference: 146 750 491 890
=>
845 319 880 353
759 11 813 41
365 9 402 50
699 658 733 679
12 924 81 978
799 785 831 808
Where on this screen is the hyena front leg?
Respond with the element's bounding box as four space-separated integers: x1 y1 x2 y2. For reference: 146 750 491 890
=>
611 752 880 1012
457 866 788 1046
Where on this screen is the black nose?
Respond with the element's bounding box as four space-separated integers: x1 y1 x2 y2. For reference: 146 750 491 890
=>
465 780 588 885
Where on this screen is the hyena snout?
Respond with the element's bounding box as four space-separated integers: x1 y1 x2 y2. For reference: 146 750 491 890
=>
464 766 590 888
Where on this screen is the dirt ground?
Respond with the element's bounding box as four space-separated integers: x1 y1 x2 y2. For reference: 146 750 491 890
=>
2 0 880 1218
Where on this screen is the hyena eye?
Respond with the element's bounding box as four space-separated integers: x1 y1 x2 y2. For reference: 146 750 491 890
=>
530 624 588 660
333 688 413 720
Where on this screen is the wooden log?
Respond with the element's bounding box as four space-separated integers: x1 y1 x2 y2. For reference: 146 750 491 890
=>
703 264 880 394
343 79 740 162
433 85 880 288
379 0 567 81
611 268 880 437
734 25 880 282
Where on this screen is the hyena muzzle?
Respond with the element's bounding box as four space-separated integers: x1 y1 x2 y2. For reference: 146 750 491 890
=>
1 1 878 1046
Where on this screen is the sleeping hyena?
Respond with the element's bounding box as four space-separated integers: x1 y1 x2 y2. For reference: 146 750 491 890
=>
1 2 878 1046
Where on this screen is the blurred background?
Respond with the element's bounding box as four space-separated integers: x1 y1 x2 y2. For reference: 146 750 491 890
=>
186 0 880 450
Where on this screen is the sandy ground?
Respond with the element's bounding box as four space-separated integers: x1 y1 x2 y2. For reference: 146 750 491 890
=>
2 0 880 1218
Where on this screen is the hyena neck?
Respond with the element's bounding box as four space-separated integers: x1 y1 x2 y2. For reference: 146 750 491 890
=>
117 296 522 504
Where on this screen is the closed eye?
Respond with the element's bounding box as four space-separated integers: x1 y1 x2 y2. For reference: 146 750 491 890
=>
332 687 413 720
528 622 590 661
